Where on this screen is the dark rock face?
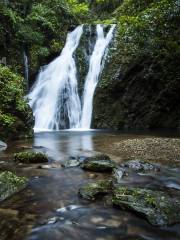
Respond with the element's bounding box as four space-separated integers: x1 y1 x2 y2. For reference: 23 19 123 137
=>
79 180 112 200
93 56 180 129
14 152 48 164
121 160 160 173
0 171 27 201
113 186 180 226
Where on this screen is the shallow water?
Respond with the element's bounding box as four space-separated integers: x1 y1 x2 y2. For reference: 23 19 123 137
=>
0 130 180 240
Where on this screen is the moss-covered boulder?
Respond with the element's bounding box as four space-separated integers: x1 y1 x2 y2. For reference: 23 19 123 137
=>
0 171 27 201
113 186 180 226
14 151 48 164
81 159 116 172
121 160 160 173
79 180 112 201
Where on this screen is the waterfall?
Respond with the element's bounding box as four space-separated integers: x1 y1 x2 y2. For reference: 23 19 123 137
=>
28 26 83 131
28 25 115 131
23 50 29 90
80 25 115 129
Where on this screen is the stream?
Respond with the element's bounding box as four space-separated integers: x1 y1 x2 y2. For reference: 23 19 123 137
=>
0 130 180 240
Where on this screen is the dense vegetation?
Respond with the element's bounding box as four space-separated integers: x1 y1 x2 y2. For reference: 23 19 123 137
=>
0 0 179 139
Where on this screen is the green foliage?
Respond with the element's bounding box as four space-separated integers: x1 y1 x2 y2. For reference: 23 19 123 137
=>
0 66 33 140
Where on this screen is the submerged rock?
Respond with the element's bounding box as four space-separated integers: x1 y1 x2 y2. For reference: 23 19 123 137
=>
81 159 116 172
14 151 48 164
63 159 80 168
0 171 27 201
113 186 180 226
113 168 125 183
121 160 160 173
79 180 112 200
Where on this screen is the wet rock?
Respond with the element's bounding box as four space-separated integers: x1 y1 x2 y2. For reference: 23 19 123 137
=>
113 186 180 226
121 160 160 173
79 180 112 200
14 151 48 164
0 171 27 201
63 159 80 168
81 159 116 172
113 168 125 183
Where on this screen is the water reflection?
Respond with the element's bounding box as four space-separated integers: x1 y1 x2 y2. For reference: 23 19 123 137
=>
33 131 94 161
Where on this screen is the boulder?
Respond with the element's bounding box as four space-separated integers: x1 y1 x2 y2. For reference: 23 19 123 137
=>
113 186 180 226
79 180 112 201
81 159 116 172
14 151 48 164
0 171 27 201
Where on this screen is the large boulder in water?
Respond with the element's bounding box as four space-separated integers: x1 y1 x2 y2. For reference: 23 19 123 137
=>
14 151 48 164
81 159 116 172
113 186 180 226
0 171 27 201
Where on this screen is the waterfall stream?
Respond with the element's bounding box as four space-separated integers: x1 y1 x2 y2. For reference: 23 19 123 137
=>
28 25 115 131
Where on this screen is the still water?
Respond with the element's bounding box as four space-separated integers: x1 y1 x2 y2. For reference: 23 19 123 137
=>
0 130 180 240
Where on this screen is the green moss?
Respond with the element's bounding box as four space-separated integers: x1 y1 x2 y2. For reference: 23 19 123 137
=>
113 186 180 226
14 151 48 164
0 171 27 201
79 180 112 200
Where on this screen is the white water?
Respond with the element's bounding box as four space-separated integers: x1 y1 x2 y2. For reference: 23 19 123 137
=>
28 26 83 130
28 25 115 131
80 25 115 128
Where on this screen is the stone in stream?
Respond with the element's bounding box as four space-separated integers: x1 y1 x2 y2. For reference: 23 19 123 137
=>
80 154 116 172
79 180 112 201
113 167 125 183
121 160 160 173
14 151 48 164
63 159 80 168
0 171 27 201
112 186 180 226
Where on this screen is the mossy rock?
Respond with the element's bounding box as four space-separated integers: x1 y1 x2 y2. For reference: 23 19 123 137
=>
81 159 116 172
113 186 180 226
14 151 48 164
0 171 27 201
79 180 112 201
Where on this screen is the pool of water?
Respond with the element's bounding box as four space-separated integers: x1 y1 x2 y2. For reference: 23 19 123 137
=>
0 130 180 240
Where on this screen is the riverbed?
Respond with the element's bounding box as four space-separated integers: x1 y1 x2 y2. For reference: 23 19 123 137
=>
0 130 180 240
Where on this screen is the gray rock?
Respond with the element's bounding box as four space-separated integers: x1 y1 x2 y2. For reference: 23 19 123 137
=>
113 186 180 226
113 168 125 183
63 159 80 168
121 160 160 173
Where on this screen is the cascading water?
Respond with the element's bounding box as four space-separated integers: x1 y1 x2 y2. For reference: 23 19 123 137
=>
28 26 83 131
28 24 115 131
80 25 115 129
